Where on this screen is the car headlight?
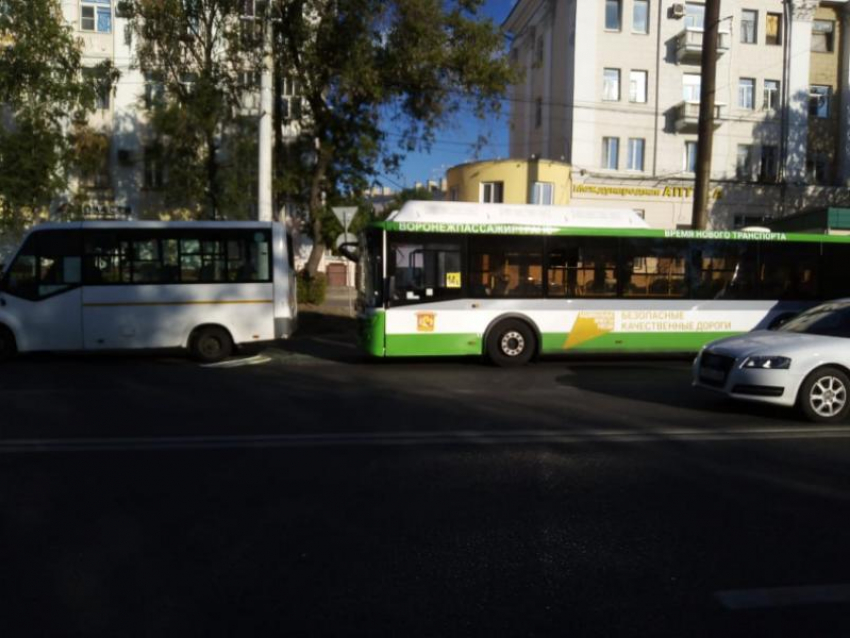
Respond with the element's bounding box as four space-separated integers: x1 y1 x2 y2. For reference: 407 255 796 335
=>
741 356 791 370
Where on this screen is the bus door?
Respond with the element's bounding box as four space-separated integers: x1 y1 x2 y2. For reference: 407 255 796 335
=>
0 230 83 352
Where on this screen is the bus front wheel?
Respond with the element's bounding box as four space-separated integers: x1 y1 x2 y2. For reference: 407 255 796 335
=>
190 326 233 364
486 320 536 367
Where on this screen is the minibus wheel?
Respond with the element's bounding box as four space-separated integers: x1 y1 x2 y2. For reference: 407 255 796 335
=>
190 326 233 364
0 326 16 361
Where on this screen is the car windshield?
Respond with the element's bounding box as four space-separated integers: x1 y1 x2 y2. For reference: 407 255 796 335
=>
778 302 850 338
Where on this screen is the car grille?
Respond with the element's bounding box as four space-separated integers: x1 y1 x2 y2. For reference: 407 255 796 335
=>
699 352 736 387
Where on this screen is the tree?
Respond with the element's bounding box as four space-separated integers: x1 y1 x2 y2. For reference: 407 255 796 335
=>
125 0 260 219
271 0 515 275
0 0 115 232
380 186 434 219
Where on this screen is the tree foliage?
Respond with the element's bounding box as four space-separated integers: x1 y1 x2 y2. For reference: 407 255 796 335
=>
0 0 115 232
271 0 515 274
125 0 261 219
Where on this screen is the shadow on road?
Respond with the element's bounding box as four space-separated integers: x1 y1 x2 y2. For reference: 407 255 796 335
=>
554 361 795 423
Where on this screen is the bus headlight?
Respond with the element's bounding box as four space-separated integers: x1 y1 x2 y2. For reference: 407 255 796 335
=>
741 356 791 370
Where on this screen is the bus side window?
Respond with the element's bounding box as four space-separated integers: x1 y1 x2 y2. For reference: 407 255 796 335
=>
387 233 463 305
547 237 617 298
621 238 687 298
469 236 543 298
5 231 82 300
822 244 850 298
759 242 820 300
691 241 756 300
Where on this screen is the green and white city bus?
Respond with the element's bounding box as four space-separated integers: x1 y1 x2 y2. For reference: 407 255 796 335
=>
347 201 850 365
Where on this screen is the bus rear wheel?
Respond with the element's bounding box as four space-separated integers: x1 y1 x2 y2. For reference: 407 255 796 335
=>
487 320 536 367
190 326 233 364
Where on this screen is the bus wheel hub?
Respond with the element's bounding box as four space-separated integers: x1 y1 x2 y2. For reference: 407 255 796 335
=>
501 331 525 356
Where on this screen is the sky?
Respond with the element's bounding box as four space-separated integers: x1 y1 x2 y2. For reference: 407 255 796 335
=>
376 0 517 191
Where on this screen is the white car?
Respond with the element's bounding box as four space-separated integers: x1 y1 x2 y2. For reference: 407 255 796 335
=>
693 300 850 423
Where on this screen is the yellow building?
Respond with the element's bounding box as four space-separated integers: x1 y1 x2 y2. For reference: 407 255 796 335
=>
445 159 571 206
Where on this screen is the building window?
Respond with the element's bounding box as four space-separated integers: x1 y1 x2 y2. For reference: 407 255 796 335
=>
605 0 622 31
629 70 647 103
80 136 111 190
144 73 164 109
602 137 619 169
684 3 704 29
143 146 165 190
764 80 780 111
766 13 782 45
83 67 111 110
683 73 701 102
806 153 829 184
741 10 757 44
632 0 649 34
812 20 835 53
480 182 504 204
627 138 645 171
738 78 755 110
603 68 620 101
684 141 698 173
535 35 544 64
760 145 778 183
532 182 554 205
736 145 753 180
449 186 459 201
534 97 542 128
809 85 831 118
81 1 112 34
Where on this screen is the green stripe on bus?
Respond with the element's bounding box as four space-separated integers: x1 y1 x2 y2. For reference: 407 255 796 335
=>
385 333 482 357
372 330 742 358
358 311 387 357
372 221 850 244
541 331 740 353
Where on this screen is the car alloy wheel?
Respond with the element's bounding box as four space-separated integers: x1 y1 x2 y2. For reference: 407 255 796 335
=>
809 375 848 418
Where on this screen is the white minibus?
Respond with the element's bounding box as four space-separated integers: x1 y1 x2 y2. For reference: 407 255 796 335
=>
0 221 297 362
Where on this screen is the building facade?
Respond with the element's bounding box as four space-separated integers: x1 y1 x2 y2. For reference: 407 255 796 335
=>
504 0 850 229
445 159 572 205
56 0 304 221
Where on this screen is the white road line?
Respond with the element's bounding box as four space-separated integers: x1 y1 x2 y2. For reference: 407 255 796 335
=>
200 355 272 369
716 584 850 609
1 426 850 454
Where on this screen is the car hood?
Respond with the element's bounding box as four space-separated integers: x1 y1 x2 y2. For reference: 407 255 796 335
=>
703 330 837 359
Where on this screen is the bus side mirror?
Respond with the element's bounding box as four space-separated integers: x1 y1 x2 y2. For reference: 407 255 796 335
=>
338 243 360 262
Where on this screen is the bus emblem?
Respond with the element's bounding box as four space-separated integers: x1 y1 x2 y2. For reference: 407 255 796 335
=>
416 312 436 332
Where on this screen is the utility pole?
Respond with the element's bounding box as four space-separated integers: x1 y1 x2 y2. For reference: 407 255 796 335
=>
692 0 721 230
257 5 274 222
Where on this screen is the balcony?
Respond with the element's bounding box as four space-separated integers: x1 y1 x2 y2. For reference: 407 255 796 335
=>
673 101 725 132
675 27 731 64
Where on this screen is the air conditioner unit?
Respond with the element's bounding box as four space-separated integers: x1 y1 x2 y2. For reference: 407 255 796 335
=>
671 3 686 19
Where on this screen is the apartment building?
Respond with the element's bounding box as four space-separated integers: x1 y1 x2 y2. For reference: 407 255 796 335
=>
504 0 850 229
56 0 303 221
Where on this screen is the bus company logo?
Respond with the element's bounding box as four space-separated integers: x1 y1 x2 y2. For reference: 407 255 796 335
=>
663 229 788 241
416 312 436 332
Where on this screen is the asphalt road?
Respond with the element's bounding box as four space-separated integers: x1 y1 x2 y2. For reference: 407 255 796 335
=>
2 314 850 637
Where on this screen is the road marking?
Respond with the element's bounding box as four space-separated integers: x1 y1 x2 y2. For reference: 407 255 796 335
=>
200 355 272 369
2 426 850 454
716 584 850 609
